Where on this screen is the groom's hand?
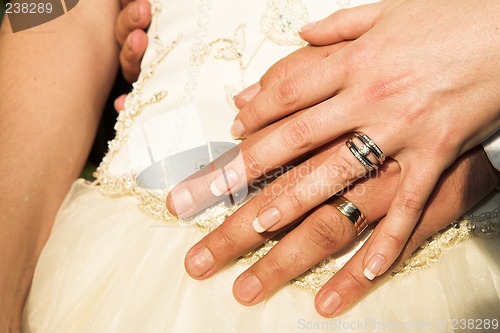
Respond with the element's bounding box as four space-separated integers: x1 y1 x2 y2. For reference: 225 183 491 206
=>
183 146 497 317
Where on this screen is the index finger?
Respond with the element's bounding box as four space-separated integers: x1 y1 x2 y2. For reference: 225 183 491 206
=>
231 40 355 138
165 106 303 217
234 42 350 110
166 84 364 217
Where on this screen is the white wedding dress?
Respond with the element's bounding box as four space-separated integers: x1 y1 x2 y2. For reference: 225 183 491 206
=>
23 0 500 332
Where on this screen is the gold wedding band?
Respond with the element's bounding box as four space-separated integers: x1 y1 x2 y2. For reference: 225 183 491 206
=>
332 196 368 235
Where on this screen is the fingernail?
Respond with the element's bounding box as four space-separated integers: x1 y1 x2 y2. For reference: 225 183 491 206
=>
129 3 140 22
317 290 342 316
170 187 193 216
299 21 317 33
185 246 215 278
230 119 246 139
364 254 386 280
252 208 281 233
237 83 261 103
210 169 238 197
234 274 262 303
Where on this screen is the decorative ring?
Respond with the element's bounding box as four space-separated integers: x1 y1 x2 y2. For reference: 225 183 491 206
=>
332 196 368 235
346 142 374 171
346 132 385 171
357 133 385 165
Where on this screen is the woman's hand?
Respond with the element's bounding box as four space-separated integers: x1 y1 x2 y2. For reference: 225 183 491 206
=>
115 0 151 84
113 0 151 112
168 0 500 285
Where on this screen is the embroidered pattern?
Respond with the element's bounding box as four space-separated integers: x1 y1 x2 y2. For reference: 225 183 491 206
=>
94 0 179 223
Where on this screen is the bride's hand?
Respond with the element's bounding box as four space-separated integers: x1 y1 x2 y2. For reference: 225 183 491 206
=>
168 0 500 283
184 146 497 317
115 0 151 84
113 0 152 112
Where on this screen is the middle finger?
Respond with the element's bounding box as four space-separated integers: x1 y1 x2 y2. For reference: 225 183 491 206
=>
166 91 362 218
232 160 400 304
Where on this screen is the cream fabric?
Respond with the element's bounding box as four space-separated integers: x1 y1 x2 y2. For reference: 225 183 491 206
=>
23 1 500 332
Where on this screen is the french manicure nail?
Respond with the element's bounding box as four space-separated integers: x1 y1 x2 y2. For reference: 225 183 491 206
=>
185 246 215 278
170 187 193 216
210 169 239 197
252 208 281 233
318 291 342 316
363 254 386 280
230 119 246 139
234 274 262 303
237 83 261 103
299 21 317 33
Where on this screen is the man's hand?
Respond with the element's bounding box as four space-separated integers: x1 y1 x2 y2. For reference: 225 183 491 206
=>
184 146 497 317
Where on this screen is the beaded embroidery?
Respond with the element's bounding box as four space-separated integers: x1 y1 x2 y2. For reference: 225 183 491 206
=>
93 0 500 295
291 209 500 293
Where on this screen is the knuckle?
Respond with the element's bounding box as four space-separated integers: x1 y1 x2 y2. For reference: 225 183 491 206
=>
240 103 262 130
328 8 346 21
364 73 413 102
262 59 289 86
304 212 346 251
382 229 408 249
122 46 135 62
211 227 240 254
324 154 360 185
397 191 426 216
281 119 313 150
326 9 349 36
343 41 374 75
242 150 263 179
275 79 299 110
428 124 460 158
288 190 306 211
343 269 371 291
264 252 298 278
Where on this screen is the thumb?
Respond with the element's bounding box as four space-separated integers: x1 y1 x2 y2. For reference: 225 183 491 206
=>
299 3 383 45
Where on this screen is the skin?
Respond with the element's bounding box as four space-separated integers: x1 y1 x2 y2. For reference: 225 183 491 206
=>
228 0 500 284
0 1 119 330
188 146 497 317
115 0 499 317
114 0 150 111
116 0 150 84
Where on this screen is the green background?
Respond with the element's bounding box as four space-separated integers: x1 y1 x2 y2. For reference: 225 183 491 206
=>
0 1 5 26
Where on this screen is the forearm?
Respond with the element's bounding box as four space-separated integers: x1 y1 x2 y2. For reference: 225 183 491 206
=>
0 1 119 330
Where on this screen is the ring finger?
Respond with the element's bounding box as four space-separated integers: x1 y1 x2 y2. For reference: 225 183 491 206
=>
232 160 401 305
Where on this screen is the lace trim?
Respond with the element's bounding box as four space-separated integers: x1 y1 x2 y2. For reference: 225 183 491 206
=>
93 0 500 295
291 209 500 294
94 0 313 231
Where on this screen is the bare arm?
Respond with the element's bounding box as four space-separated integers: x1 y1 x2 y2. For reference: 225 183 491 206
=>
0 1 119 330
